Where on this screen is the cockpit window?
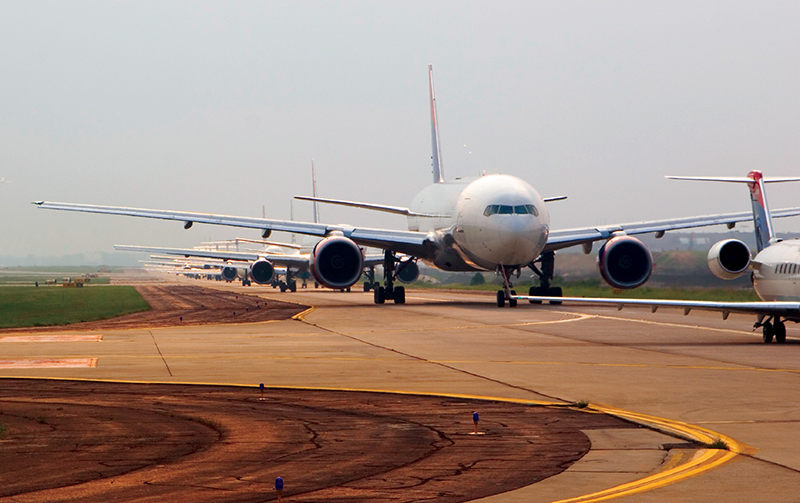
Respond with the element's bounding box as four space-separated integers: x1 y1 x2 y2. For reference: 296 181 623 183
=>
483 204 539 216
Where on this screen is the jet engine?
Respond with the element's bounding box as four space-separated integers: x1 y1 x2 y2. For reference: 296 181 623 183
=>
597 235 653 289
310 236 364 289
396 259 419 284
249 258 275 284
220 266 238 282
707 239 751 280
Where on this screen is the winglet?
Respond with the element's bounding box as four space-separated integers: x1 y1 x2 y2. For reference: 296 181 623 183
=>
429 64 445 183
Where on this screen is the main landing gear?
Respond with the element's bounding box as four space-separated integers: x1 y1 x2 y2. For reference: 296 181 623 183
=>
527 251 562 305
756 316 787 344
373 251 405 304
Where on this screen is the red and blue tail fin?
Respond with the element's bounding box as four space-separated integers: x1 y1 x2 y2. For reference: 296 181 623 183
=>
666 171 800 252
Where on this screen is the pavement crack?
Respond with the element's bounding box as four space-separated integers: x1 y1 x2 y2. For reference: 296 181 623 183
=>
297 319 566 402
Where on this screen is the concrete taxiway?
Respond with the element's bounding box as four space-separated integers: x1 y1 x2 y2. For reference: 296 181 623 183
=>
2 277 799 501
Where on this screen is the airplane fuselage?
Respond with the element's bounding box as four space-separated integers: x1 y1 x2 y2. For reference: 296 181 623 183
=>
407 174 550 272
753 239 800 301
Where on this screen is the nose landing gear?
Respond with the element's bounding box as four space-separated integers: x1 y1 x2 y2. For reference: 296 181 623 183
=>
496 265 518 307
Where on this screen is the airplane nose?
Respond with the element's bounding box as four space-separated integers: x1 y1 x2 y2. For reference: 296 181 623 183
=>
498 216 540 263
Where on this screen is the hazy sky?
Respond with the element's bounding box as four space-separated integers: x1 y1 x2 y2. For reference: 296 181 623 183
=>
2 1 799 262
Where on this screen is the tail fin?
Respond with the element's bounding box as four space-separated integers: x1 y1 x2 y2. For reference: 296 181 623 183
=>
666 171 800 252
311 159 320 224
429 64 445 183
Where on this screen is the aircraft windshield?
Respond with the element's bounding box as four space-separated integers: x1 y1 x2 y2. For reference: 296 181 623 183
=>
483 204 538 216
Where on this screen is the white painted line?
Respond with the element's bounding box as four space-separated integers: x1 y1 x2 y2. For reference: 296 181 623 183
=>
0 335 103 342
0 358 98 368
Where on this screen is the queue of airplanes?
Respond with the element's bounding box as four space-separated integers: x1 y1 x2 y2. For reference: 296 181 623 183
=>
33 65 800 342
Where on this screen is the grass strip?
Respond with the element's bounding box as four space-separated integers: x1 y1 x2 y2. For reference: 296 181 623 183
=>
0 286 151 328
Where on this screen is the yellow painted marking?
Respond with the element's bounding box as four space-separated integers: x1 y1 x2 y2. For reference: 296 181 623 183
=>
550 448 734 503
0 335 103 342
0 358 97 368
292 306 317 321
541 402 754 502
657 449 685 473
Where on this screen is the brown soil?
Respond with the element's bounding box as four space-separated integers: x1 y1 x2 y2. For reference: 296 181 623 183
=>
0 285 306 333
0 379 636 502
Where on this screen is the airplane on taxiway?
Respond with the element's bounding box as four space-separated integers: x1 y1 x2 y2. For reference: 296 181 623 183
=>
520 171 800 344
117 240 393 293
114 164 394 293
33 65 800 306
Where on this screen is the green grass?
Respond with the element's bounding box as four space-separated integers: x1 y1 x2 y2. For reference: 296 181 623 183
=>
705 438 729 450
415 279 760 302
0 286 151 328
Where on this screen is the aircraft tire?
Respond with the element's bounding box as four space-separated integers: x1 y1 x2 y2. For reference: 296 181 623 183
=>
496 290 505 307
394 286 405 304
549 286 563 305
374 286 386 304
528 286 542 304
762 322 774 343
775 321 787 344
364 282 371 292
289 281 297 293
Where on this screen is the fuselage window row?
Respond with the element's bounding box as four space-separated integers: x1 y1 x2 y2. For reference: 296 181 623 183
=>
483 204 539 217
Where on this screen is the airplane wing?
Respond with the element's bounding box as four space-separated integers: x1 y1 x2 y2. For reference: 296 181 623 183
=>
513 294 800 320
115 245 311 269
118 244 387 270
34 201 431 257
545 207 800 252
294 196 442 218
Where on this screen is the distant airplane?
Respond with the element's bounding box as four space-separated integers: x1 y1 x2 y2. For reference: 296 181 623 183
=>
520 171 800 343
115 164 391 292
34 66 800 306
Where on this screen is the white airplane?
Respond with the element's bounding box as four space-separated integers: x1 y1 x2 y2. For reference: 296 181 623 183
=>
33 66 800 306
519 171 800 343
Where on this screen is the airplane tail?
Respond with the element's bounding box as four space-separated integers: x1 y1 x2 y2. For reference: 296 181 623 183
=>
666 171 800 252
429 64 445 183
311 159 320 224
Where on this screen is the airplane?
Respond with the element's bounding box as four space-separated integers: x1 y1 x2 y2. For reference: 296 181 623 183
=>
518 171 800 343
33 65 800 306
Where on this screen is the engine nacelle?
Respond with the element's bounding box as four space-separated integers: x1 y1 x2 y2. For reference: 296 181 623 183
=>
597 235 653 289
707 239 751 280
249 258 275 284
310 236 364 289
396 259 419 284
220 266 238 282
